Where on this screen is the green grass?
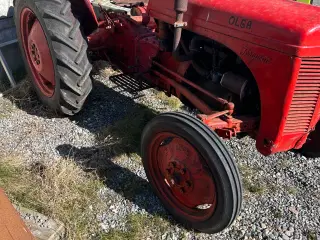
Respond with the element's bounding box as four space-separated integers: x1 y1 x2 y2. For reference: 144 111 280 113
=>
239 164 266 194
0 98 16 119
286 186 298 195
307 230 317 240
272 209 282 219
156 92 182 110
101 214 169 240
0 155 107 240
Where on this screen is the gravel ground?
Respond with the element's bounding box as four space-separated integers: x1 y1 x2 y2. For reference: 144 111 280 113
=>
0 61 319 240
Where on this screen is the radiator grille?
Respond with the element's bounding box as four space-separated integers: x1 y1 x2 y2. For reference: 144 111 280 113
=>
284 58 320 134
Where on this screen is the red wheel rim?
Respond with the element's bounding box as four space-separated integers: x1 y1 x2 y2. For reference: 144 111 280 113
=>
149 133 217 221
20 8 55 97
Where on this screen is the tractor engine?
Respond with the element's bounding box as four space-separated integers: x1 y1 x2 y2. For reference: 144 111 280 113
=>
87 0 320 156
88 1 260 136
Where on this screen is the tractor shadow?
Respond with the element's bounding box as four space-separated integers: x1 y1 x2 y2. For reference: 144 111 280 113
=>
4 63 180 226
55 73 179 226
56 143 170 219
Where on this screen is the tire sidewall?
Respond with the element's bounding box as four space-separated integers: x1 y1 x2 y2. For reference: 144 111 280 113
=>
14 0 61 111
141 114 237 233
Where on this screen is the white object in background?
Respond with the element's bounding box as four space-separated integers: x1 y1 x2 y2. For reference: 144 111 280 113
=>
0 0 14 18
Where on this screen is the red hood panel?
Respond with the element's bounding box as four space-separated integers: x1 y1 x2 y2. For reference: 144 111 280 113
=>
148 0 320 56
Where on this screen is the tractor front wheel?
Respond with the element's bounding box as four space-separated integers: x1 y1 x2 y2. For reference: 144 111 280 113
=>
15 0 92 115
141 112 242 233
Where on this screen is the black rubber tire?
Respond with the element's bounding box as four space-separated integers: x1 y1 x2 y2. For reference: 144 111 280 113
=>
14 0 93 115
141 112 242 233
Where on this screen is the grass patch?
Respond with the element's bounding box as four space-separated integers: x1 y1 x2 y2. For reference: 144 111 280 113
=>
0 97 15 119
307 230 317 240
92 60 120 77
156 92 182 110
3 80 58 117
102 214 169 240
272 209 282 219
242 178 265 194
239 164 266 194
0 155 107 240
286 186 298 195
98 106 158 156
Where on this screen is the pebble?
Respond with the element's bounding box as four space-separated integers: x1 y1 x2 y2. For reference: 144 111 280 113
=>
282 233 290 240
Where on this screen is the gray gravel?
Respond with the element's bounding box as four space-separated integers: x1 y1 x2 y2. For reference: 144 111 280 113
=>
0 61 319 239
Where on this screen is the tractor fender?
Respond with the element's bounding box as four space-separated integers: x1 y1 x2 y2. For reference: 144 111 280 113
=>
68 0 98 36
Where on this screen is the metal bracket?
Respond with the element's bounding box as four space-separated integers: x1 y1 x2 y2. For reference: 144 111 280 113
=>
0 39 18 88
174 21 187 28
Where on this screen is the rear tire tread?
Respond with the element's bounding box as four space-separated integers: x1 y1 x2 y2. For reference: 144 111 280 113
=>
17 0 92 115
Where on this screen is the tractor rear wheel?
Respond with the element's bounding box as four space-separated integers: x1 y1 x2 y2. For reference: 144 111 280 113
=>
15 0 92 115
141 112 242 233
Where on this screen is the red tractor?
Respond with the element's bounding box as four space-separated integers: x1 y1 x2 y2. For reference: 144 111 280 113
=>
14 0 320 234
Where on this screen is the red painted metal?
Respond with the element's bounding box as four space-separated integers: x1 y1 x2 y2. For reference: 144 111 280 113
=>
131 5 150 25
147 0 320 155
84 0 320 156
200 115 259 139
20 9 55 97
153 61 234 113
152 70 213 114
148 132 216 220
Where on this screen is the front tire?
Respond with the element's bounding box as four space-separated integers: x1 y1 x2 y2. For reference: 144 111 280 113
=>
141 112 242 233
15 0 92 115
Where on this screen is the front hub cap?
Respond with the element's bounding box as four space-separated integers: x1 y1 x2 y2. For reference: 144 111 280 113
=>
151 133 217 220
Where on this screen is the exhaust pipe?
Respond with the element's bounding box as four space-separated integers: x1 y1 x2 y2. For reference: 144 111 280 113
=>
172 0 188 55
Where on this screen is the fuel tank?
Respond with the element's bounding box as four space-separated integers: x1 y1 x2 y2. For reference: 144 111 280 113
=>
148 0 320 56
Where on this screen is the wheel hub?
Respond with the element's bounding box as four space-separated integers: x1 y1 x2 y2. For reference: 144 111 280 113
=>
29 41 41 69
165 161 193 194
151 133 217 218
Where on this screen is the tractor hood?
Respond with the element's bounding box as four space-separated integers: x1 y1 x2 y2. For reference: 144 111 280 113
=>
148 0 320 56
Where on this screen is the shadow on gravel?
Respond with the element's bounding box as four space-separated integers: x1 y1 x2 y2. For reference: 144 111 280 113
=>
2 79 63 118
56 144 172 220
7 69 178 225
55 75 178 226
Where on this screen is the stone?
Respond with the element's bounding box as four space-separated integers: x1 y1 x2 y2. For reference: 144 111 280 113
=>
288 207 299 215
285 230 293 236
282 234 290 240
